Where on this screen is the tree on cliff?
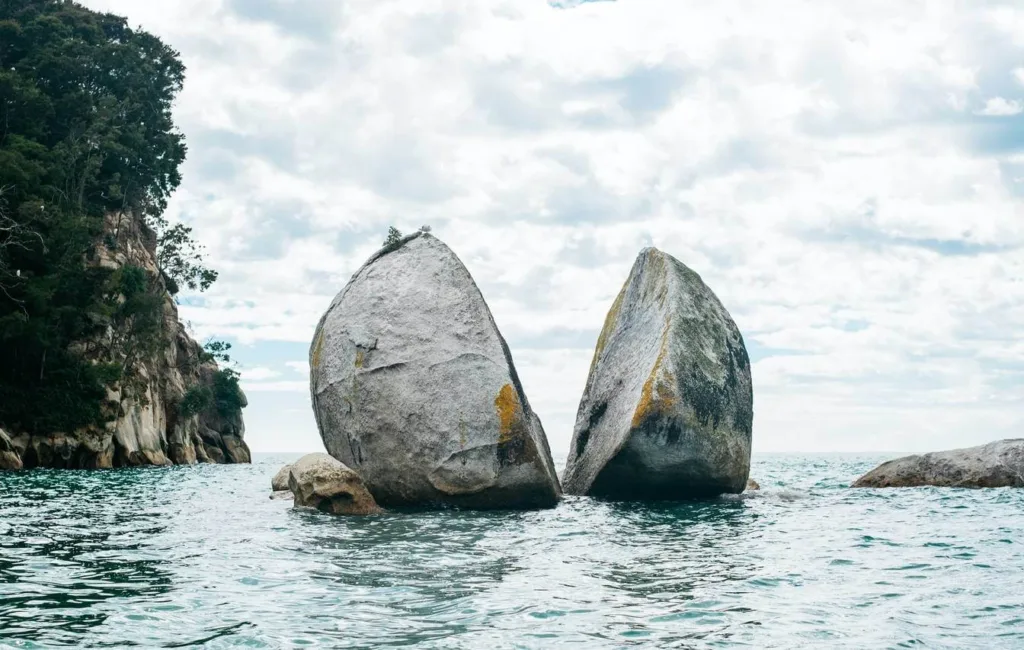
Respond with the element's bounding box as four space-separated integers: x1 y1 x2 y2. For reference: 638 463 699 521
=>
0 0 218 434
0 186 43 299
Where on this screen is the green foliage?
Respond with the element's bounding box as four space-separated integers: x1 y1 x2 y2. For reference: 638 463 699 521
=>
383 226 403 248
179 384 212 418
0 1 191 434
118 265 148 299
212 368 244 416
107 264 165 388
157 222 217 294
202 339 232 364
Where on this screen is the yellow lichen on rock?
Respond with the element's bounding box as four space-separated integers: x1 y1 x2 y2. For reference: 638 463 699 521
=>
355 349 365 368
631 331 677 428
495 383 521 444
311 331 325 370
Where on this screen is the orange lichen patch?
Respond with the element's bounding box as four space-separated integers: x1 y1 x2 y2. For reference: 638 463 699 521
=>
632 330 677 428
311 331 325 370
589 284 627 374
495 383 521 444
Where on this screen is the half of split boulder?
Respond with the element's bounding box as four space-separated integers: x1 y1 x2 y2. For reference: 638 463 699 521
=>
310 232 561 509
563 247 753 499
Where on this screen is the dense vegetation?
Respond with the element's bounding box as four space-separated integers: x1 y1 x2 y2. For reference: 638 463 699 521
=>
0 0 224 434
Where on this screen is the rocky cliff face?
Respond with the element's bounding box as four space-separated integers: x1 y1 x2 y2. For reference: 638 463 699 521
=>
0 211 249 470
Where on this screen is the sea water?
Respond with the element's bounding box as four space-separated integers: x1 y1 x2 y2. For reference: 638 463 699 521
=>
1 453 1021 649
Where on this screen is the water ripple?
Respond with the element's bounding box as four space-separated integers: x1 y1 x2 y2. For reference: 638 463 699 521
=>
1 454 1022 648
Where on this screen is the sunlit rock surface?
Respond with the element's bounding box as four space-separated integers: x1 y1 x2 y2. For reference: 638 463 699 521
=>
310 232 560 509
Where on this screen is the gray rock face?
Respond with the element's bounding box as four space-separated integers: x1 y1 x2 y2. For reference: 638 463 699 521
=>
288 453 381 515
310 232 561 510
852 440 1024 488
271 463 293 491
563 248 753 499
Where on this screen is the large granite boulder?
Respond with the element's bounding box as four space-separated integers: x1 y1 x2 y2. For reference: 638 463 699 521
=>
310 232 561 510
563 247 753 499
852 440 1024 488
288 453 382 515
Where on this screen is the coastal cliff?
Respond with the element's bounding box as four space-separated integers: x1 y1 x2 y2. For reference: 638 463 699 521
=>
0 1 247 469
0 212 248 470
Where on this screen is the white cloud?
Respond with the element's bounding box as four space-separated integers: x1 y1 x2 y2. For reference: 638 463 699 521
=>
241 366 281 381
81 0 1024 453
242 380 308 393
285 361 310 375
975 96 1024 116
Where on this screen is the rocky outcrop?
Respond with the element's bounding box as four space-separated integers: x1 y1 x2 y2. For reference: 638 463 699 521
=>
288 453 381 515
563 247 753 499
0 428 22 470
272 463 294 491
852 440 1024 488
310 232 561 510
0 211 248 470
746 478 760 491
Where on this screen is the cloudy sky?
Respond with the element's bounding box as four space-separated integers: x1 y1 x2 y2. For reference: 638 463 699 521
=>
83 0 1024 454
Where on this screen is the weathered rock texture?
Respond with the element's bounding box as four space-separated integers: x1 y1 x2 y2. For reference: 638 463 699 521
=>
272 463 294 491
745 478 760 491
0 428 23 470
852 440 1024 488
288 453 382 515
563 248 753 499
0 212 248 470
310 232 561 509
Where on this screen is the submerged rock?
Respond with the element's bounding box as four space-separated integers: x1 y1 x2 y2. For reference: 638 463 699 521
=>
563 248 753 499
746 478 760 491
310 232 561 510
288 453 381 515
852 440 1024 488
271 463 294 491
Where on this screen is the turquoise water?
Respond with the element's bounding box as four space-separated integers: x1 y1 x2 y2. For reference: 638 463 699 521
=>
1 453 1022 649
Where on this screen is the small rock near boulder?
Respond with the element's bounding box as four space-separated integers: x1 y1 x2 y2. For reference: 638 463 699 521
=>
563 247 753 500
271 463 293 492
288 453 382 515
852 439 1024 488
309 232 561 510
746 478 760 491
